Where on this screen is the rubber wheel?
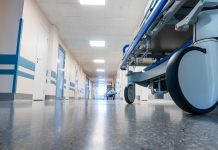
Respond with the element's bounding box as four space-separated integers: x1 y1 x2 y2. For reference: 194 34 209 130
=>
166 46 218 114
124 84 135 104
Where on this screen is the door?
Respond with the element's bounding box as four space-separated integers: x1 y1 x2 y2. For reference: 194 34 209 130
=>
56 46 65 100
33 25 49 100
85 78 89 99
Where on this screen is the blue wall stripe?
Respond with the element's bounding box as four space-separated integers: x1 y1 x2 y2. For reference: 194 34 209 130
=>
80 88 85 93
70 82 75 87
18 56 35 71
70 88 75 91
13 18 23 93
18 71 34 80
50 80 56 85
51 71 57 79
0 55 17 64
0 70 16 75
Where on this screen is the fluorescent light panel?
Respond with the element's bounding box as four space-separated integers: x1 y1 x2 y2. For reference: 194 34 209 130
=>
80 0 105 5
93 59 105 63
90 41 105 47
96 69 105 72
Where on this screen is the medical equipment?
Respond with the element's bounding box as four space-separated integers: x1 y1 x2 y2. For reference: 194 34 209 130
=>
120 0 218 114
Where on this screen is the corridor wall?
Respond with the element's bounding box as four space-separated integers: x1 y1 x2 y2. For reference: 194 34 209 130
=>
0 0 24 100
0 0 88 100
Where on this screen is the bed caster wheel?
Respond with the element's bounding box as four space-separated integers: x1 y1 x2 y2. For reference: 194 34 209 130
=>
167 46 218 114
124 84 135 104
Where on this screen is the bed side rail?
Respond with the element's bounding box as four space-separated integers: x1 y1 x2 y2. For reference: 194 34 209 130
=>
120 0 168 70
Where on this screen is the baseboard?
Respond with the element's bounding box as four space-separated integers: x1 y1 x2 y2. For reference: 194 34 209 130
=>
33 99 43 101
0 93 14 101
0 93 33 101
14 93 33 100
45 95 56 100
56 96 66 100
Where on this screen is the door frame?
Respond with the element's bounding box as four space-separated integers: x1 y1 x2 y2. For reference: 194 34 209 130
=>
85 77 89 99
56 45 65 100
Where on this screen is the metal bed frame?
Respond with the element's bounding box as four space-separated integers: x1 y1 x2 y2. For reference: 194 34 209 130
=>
120 0 218 114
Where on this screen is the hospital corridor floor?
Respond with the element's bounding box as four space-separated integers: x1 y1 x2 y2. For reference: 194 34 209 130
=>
1 99 218 150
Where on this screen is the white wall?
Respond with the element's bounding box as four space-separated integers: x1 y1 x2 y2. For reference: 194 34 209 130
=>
134 67 151 100
115 69 127 99
0 0 24 54
17 0 50 95
16 0 87 99
115 66 152 100
0 0 24 94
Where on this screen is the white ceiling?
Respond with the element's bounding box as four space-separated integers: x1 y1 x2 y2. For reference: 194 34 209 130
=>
36 0 148 80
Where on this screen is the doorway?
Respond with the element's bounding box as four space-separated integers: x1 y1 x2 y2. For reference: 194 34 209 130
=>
33 24 49 100
56 46 65 100
93 82 107 100
85 78 89 99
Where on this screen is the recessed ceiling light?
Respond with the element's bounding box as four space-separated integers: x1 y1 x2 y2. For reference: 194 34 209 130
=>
93 59 105 63
80 0 105 5
99 79 105 81
90 41 105 47
96 69 105 72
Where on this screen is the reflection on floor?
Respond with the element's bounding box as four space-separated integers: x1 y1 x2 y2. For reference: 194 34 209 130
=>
1 99 218 150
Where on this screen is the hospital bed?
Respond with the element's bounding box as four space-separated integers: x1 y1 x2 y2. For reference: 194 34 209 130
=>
120 0 218 114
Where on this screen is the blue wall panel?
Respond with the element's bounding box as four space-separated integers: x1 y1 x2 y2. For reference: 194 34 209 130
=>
18 56 35 71
18 71 34 80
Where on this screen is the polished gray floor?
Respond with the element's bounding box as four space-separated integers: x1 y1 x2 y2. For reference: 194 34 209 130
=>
1 99 218 150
